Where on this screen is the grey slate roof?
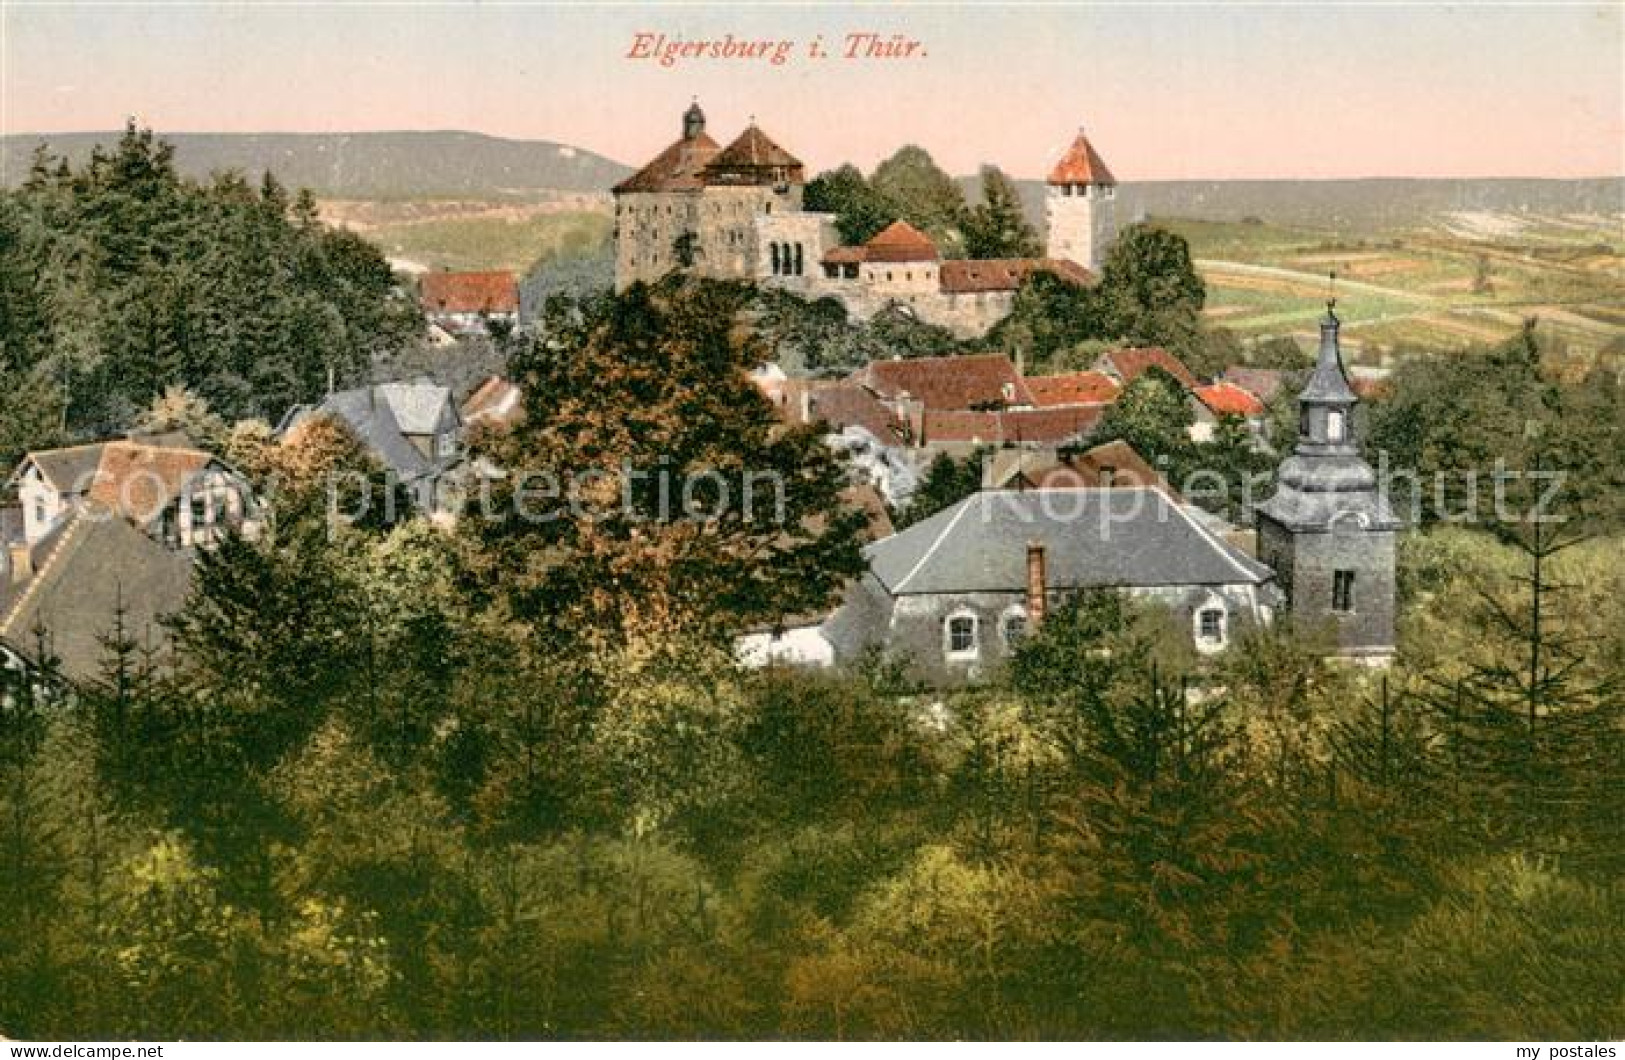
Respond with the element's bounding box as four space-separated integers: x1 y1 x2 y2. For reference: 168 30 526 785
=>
864 487 1273 596
281 382 455 484
1300 309 1359 405
18 444 106 494
375 381 454 436
0 508 192 684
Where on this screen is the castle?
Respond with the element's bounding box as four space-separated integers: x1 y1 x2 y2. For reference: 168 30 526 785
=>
612 102 1117 337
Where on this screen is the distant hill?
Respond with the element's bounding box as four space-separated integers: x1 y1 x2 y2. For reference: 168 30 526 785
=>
0 130 632 198
6 130 1616 230
968 175 1625 234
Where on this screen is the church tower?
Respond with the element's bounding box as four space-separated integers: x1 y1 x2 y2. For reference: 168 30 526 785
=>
1256 302 1400 661
1045 127 1117 273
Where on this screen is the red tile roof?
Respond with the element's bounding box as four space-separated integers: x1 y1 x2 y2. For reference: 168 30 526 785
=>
1032 440 1171 492
85 441 217 528
1194 381 1266 417
802 383 905 442
1220 366 1291 404
938 257 1095 293
612 132 721 193
462 375 523 428
1096 347 1199 391
1047 128 1117 186
822 246 868 265
703 125 804 184
923 405 1105 446
420 271 519 315
1025 370 1121 408
863 220 940 263
857 353 1032 411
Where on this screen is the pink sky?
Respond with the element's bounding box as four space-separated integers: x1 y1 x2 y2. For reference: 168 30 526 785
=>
3 3 1622 179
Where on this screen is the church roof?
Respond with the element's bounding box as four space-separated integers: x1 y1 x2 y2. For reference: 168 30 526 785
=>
1300 307 1360 404
703 124 803 179
863 487 1272 596
863 220 940 262
613 131 721 193
1048 128 1117 186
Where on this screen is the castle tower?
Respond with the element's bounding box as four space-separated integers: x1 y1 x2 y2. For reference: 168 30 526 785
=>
683 99 706 141
1255 303 1400 661
1045 127 1117 273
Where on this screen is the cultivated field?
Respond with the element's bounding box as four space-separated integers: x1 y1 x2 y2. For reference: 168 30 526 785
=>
1165 214 1625 371
318 193 613 275
317 192 1624 372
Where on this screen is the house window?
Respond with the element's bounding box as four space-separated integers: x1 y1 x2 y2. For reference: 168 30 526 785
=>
1198 608 1225 644
794 243 804 276
1328 410 1347 443
770 243 781 275
436 432 457 459
1333 570 1356 613
33 499 45 525
1001 608 1027 648
190 493 210 529
944 611 979 658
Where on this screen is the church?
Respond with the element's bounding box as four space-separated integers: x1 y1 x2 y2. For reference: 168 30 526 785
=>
612 101 1116 337
747 302 1400 679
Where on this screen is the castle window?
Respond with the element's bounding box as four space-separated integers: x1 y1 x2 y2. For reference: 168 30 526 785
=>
1333 570 1356 613
1328 410 1347 443
765 202 772 215
944 611 979 658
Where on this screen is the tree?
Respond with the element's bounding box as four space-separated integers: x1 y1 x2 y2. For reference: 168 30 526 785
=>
469 275 867 650
1094 369 1193 470
804 164 894 246
893 448 987 529
0 123 420 435
869 147 969 256
1098 223 1207 349
133 385 229 451
963 166 1039 260
982 270 1106 372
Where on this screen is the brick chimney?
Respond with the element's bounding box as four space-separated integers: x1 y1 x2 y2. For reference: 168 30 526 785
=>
1025 541 1046 625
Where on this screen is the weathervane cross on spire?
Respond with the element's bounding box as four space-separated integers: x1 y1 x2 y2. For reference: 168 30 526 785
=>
1327 269 1338 314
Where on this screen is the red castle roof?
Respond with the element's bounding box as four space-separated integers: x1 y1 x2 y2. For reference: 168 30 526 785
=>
863 220 940 263
1048 128 1116 186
